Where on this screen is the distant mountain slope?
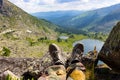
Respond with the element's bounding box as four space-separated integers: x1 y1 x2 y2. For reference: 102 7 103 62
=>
74 3 120 32
32 3 120 33
0 0 59 57
32 10 83 27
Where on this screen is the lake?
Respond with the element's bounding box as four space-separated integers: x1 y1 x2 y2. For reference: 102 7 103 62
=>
73 39 104 54
59 36 69 40
73 39 104 64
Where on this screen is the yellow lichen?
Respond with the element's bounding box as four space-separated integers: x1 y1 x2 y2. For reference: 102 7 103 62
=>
70 69 85 80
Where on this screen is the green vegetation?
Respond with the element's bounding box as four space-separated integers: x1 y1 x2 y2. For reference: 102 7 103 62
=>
6 75 35 80
26 37 35 46
6 74 35 80
0 0 58 58
33 4 120 33
86 32 108 41
27 34 89 53
0 31 107 58
0 47 11 56
6 75 17 80
0 0 108 58
3 32 18 40
0 1 110 80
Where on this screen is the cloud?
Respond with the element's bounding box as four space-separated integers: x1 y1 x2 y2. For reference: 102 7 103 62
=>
57 0 79 3
8 0 120 13
23 0 29 2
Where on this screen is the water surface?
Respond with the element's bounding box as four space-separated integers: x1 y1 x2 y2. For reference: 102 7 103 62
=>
59 36 69 40
74 39 104 64
73 39 104 54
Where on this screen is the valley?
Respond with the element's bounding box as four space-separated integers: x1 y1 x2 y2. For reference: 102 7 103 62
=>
0 0 109 58
0 0 120 80
32 3 120 33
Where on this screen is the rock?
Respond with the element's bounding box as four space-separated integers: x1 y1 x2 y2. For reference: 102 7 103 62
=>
0 0 3 8
45 65 66 75
66 62 86 80
67 77 73 80
38 76 48 80
22 70 41 80
95 64 120 80
38 73 63 80
56 69 65 75
87 46 98 59
1 70 19 80
67 69 85 80
43 65 66 80
0 55 53 79
97 22 120 72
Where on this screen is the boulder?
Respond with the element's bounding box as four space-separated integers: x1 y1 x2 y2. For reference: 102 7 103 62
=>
0 53 53 79
98 22 120 72
0 0 3 8
45 65 66 80
1 70 19 80
38 65 66 80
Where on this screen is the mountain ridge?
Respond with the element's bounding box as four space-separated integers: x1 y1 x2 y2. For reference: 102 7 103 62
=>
0 0 59 57
32 3 120 33
0 0 58 39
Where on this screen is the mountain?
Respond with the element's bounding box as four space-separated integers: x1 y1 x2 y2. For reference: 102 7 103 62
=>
0 0 59 57
72 3 120 32
32 4 120 33
32 10 83 27
0 0 58 39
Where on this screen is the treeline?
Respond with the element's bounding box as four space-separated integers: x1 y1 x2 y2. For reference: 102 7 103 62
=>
56 27 108 41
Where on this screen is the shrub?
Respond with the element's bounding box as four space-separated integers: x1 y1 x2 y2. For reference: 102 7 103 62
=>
26 37 35 46
2 47 11 56
57 37 62 42
6 74 20 80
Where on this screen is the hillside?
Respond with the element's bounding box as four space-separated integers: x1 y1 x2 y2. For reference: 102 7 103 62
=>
32 3 120 33
31 10 83 27
73 3 120 32
0 0 59 57
32 10 83 27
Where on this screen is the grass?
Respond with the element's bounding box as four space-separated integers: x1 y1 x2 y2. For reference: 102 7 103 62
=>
85 64 94 80
6 74 19 80
0 32 107 58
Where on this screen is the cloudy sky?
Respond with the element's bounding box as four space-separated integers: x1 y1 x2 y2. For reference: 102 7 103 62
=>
8 0 120 13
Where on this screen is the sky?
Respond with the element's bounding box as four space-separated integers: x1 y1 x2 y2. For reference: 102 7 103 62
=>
8 0 120 13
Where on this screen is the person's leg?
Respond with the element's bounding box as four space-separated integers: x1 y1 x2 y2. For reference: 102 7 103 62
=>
66 43 86 80
38 43 66 80
49 43 65 65
48 43 66 80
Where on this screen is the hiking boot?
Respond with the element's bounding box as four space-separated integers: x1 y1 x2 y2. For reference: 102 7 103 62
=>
65 43 84 68
66 43 86 80
49 43 64 65
66 65 86 80
71 43 84 63
66 61 86 80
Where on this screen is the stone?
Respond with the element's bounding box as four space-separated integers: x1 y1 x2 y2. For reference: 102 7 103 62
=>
45 65 66 75
0 55 52 75
66 62 86 80
44 65 66 80
67 69 85 80
1 70 19 80
0 0 3 8
38 74 48 80
97 22 120 72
